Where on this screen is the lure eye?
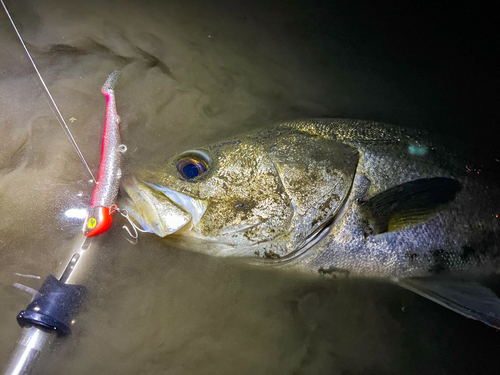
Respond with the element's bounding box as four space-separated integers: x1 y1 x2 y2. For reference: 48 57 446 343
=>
176 152 210 180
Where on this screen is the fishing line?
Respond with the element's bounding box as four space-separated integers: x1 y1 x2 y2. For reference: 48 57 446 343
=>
1 0 97 184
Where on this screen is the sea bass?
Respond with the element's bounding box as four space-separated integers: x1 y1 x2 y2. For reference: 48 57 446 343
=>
121 119 500 328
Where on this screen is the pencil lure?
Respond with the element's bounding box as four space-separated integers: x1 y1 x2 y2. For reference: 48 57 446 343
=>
84 71 126 237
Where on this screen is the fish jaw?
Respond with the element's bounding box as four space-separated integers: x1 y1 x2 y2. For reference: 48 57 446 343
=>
121 175 198 237
143 182 207 225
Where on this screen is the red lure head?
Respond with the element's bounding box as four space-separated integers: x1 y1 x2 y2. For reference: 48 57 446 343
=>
83 206 113 237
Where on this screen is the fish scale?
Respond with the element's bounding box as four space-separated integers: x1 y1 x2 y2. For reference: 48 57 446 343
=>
278 120 500 278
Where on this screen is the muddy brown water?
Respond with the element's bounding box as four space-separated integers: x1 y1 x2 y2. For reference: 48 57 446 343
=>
1 0 499 374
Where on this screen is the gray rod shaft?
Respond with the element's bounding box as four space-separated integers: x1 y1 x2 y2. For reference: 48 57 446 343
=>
2 327 55 375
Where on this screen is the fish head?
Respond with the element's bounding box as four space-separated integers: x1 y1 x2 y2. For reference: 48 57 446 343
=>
122 127 359 258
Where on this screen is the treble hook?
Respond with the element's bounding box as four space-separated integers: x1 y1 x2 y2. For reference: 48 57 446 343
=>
111 205 148 244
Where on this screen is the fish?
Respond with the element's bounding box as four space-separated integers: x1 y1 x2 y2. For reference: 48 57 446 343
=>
121 118 500 328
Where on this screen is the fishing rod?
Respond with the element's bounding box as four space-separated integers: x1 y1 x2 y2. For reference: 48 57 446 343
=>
1 0 96 184
1 1 142 373
0 0 97 183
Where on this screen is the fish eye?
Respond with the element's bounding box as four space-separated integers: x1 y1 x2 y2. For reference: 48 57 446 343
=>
176 151 210 180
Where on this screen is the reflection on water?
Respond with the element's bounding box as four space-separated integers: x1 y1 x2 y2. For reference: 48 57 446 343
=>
0 0 498 374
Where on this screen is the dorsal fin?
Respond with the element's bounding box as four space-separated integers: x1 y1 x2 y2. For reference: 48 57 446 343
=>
361 177 461 234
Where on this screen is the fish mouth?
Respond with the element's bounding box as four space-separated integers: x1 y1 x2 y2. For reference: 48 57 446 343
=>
120 176 207 237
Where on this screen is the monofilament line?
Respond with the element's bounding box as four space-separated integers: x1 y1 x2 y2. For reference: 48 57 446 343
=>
1 0 97 184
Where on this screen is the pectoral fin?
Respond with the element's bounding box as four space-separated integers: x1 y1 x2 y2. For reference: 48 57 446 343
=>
361 177 461 234
397 277 500 329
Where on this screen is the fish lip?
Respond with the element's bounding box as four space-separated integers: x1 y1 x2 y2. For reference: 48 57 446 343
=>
121 176 199 237
121 176 207 237
142 182 207 225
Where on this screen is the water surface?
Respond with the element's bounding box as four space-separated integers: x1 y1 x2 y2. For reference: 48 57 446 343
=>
1 0 499 374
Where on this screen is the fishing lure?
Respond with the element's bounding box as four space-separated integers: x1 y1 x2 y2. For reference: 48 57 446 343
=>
83 71 126 237
2 0 140 240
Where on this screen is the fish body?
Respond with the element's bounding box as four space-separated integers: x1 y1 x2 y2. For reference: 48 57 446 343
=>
84 71 123 237
122 119 500 327
280 120 500 279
